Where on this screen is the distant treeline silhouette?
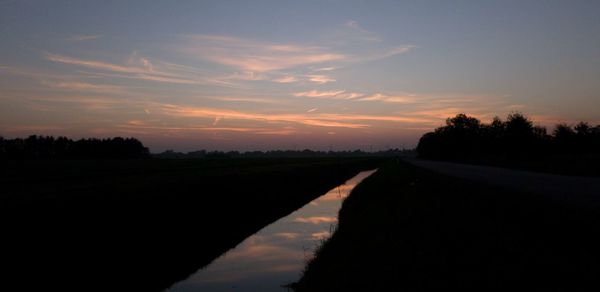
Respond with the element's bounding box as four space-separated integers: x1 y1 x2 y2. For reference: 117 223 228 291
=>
0 135 149 159
154 148 414 159
417 113 600 175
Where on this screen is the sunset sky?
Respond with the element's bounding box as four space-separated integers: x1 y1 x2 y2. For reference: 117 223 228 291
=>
1 1 599 151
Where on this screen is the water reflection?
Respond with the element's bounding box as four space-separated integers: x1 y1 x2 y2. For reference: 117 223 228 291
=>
168 169 377 292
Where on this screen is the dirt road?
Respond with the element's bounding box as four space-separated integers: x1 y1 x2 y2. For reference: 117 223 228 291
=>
406 159 600 206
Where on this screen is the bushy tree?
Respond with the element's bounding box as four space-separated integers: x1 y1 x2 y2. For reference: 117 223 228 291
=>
417 113 599 167
0 136 149 159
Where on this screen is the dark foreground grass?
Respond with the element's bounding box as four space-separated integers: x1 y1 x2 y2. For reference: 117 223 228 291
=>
293 160 600 291
0 157 384 291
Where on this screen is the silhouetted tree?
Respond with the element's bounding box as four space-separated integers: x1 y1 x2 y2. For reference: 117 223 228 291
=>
553 124 576 152
0 136 149 159
153 148 414 159
417 113 484 161
417 113 600 175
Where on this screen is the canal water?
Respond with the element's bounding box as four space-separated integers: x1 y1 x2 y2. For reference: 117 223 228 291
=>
168 169 377 292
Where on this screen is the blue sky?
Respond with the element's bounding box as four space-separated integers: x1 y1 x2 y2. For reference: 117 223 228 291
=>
1 1 599 151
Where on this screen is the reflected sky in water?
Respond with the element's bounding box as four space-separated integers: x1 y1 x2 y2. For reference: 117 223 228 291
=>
168 169 377 292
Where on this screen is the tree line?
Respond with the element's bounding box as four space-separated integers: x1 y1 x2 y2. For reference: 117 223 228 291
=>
417 113 600 175
154 148 414 159
0 135 150 159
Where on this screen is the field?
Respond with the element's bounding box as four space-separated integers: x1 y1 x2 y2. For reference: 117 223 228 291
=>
1 157 384 291
294 160 600 291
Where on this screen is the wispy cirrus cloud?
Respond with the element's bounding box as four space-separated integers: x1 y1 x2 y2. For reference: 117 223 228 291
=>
357 46 416 63
357 93 416 103
181 32 413 76
0 65 117 89
127 51 155 72
306 74 336 84
44 52 236 87
45 53 146 74
209 96 284 104
44 81 119 91
21 94 127 112
182 34 348 73
272 73 335 84
41 81 128 95
160 104 369 129
272 75 299 83
158 104 436 130
221 71 268 81
68 34 103 41
293 90 347 98
313 66 337 72
43 26 413 92
323 20 383 46
119 124 262 133
344 20 382 42
293 90 492 107
118 120 301 136
293 90 363 100
337 92 365 99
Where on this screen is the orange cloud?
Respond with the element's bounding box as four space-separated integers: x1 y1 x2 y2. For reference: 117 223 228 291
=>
293 90 347 98
255 129 298 135
293 90 366 100
160 105 369 129
357 93 416 103
306 74 336 84
272 75 299 83
313 66 337 72
210 96 283 104
158 104 440 131
300 120 367 129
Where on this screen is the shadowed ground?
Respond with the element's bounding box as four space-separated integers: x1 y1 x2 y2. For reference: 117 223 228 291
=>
294 160 600 291
1 157 384 291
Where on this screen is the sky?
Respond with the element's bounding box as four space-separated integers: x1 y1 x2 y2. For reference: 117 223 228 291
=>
1 1 599 152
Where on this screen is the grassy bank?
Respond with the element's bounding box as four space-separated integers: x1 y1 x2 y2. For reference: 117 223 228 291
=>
293 160 600 291
1 157 384 291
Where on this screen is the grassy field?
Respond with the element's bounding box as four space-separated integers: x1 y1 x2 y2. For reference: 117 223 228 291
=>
293 160 600 291
1 157 384 291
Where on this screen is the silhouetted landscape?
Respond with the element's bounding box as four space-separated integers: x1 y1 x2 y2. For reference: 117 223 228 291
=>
0 135 150 159
291 114 600 290
3 2 600 291
4 115 600 291
417 113 600 176
1 142 384 291
293 160 600 291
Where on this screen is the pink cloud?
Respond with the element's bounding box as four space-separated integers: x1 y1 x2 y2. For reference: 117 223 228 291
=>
183 34 347 72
